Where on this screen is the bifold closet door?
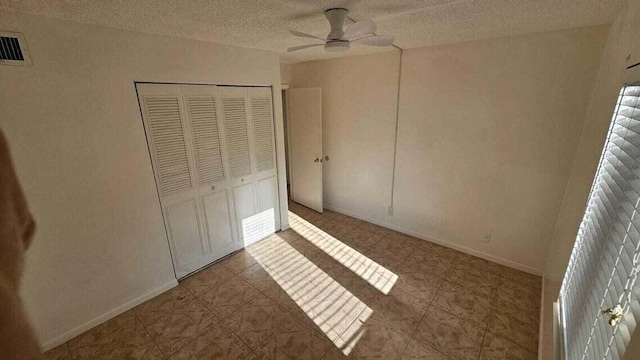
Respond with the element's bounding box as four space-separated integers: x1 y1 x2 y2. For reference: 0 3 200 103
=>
137 83 242 278
181 85 239 264
249 88 280 238
220 86 280 246
137 83 211 278
137 83 280 279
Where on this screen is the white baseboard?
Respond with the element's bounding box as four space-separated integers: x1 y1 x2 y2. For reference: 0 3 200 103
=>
323 203 542 276
41 279 178 352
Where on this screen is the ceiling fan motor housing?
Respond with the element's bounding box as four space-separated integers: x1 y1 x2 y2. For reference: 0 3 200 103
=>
325 8 348 40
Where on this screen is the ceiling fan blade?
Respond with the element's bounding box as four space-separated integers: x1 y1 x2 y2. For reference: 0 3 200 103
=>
287 43 325 52
290 30 325 41
351 35 395 47
343 19 377 40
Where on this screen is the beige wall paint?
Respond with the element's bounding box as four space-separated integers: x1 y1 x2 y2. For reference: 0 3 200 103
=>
544 0 640 283
291 51 402 223
281 63 293 85
290 26 608 273
395 26 607 273
0 10 288 350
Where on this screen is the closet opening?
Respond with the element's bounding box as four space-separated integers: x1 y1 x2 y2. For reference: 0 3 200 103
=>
136 82 282 279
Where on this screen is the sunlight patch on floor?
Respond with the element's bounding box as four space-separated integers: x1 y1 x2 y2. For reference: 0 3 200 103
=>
247 235 372 354
288 211 398 294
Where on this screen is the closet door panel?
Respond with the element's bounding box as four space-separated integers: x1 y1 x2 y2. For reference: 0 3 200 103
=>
201 190 236 255
165 200 207 277
232 183 259 245
142 96 194 197
249 92 276 173
257 175 280 230
185 95 225 186
222 94 252 180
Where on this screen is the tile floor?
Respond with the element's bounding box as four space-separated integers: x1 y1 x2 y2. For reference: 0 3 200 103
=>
44 202 541 359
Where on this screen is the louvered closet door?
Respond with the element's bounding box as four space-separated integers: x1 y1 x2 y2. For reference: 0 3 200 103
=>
137 83 211 278
248 88 281 231
181 85 240 262
138 84 281 278
219 87 280 246
220 87 258 245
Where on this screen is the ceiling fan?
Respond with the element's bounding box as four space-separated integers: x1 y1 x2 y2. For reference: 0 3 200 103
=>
288 8 395 53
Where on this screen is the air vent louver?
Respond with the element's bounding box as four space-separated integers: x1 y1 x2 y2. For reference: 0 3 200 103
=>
0 36 24 61
0 31 31 66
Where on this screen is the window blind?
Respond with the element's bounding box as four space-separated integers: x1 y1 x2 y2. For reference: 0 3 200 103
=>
560 84 640 359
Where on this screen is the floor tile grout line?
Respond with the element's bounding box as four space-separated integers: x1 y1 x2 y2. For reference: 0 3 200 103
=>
483 288 540 357
219 320 262 360
64 342 72 359
476 288 499 360
172 283 231 358
198 278 262 320
62 341 76 360
186 282 263 359
131 308 168 359
484 325 540 357
397 268 449 359
238 300 305 359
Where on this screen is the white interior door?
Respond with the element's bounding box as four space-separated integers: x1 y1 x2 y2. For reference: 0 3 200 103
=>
288 88 323 213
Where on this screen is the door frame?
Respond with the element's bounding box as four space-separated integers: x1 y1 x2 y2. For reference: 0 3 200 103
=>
134 81 290 279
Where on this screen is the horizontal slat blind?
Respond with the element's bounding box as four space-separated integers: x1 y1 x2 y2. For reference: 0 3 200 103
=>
186 96 225 185
250 96 275 172
560 85 640 360
144 96 193 195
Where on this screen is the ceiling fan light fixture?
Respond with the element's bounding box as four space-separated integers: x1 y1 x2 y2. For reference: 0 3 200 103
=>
325 41 350 52
288 8 394 53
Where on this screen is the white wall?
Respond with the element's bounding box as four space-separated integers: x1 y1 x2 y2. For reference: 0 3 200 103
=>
290 26 608 274
0 10 288 350
291 51 402 223
281 63 293 85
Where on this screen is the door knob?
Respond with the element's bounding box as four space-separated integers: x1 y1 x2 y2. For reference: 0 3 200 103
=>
324 156 329 161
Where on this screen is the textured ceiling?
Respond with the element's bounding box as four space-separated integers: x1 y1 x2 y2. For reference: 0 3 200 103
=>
0 0 625 63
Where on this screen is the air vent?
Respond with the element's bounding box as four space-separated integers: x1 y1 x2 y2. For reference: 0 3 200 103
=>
0 31 31 66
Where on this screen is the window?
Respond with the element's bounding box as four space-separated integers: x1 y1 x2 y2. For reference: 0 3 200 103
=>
560 84 640 359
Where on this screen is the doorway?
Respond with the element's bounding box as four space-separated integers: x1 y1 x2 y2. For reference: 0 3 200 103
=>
282 87 324 213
